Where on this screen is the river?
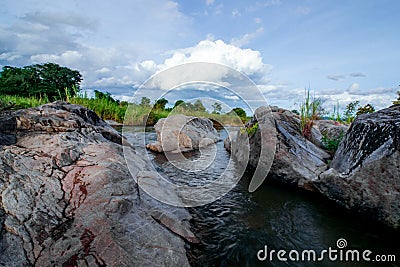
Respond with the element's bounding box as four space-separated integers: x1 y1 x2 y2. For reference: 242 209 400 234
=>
122 126 400 267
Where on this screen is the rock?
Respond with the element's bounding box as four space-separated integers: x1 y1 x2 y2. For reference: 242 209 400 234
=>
309 120 349 148
147 114 220 153
315 105 400 228
229 107 331 190
0 102 193 266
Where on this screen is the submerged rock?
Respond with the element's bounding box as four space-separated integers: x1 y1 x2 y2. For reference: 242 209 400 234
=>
147 114 220 153
0 102 193 266
315 105 400 228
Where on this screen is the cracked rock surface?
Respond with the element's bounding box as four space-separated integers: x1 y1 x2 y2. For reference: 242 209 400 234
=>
0 101 192 266
315 104 400 229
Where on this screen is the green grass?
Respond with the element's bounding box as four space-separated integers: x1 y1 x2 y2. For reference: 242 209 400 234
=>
0 94 247 126
300 88 324 138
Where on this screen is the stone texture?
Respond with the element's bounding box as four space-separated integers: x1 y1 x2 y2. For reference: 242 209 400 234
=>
229 107 331 190
0 102 193 266
315 105 400 228
147 114 220 153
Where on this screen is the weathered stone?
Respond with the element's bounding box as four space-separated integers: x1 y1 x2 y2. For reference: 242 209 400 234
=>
229 107 331 190
147 114 220 153
0 102 192 266
315 105 400 228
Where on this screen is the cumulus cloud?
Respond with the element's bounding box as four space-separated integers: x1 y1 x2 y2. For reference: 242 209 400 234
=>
347 82 360 93
157 39 271 79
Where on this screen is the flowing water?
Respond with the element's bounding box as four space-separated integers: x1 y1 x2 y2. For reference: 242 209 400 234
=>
122 126 400 267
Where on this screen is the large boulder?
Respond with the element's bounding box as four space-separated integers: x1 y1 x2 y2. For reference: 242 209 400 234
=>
228 107 332 190
147 114 220 153
0 102 193 266
315 105 400 228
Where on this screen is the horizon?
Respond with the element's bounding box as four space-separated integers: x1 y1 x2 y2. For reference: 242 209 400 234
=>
1 0 399 113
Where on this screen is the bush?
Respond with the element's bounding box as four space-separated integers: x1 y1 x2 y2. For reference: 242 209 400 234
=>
240 122 258 136
322 131 344 152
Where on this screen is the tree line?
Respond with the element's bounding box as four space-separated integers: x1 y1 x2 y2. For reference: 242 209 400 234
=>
0 63 81 101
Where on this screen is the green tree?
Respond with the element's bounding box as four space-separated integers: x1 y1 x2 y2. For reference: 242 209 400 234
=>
230 107 247 118
154 98 168 110
212 102 222 114
343 100 360 123
173 100 185 109
193 99 206 112
0 63 81 100
140 97 151 107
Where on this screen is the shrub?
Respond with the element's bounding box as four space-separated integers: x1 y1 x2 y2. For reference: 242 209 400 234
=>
240 122 259 136
322 131 344 152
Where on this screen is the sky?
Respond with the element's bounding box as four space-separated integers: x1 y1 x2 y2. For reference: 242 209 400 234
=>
1 0 399 113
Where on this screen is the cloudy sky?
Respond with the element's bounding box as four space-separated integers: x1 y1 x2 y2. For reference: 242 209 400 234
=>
1 0 399 112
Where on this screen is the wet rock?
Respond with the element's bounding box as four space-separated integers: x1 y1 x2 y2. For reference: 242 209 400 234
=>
0 102 192 266
315 105 400 228
147 114 220 153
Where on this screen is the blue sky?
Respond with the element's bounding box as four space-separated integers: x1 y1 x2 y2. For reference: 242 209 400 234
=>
1 0 399 112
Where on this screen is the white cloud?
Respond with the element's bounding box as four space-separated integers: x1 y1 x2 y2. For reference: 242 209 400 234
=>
230 27 264 47
224 95 240 100
156 39 271 79
232 9 241 18
348 82 360 93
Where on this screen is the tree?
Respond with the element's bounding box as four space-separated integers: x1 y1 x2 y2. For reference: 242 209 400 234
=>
173 100 185 109
343 100 360 123
230 107 246 118
0 63 82 100
212 102 222 114
94 90 118 103
154 98 168 110
140 97 151 107
356 104 375 115
193 99 206 112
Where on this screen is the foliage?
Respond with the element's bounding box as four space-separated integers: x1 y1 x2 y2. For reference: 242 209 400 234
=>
343 100 360 123
154 98 168 110
299 88 324 138
140 97 151 107
227 107 247 123
328 102 342 122
356 103 375 115
322 131 345 152
0 94 49 110
240 122 259 136
0 63 81 101
211 102 222 114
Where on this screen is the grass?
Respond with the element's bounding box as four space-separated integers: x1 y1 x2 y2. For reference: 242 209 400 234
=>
299 88 324 138
0 93 247 126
